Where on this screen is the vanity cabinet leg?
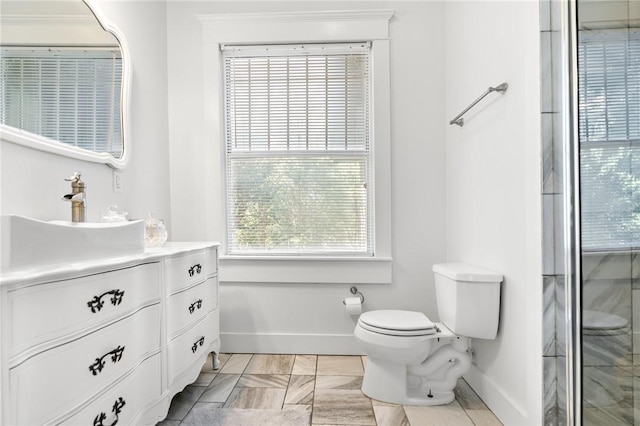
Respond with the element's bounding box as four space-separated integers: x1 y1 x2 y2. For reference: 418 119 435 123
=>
212 352 220 370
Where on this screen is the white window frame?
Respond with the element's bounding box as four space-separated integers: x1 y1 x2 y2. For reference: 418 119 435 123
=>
199 10 393 284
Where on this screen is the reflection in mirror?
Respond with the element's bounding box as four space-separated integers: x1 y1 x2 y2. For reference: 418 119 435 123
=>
574 1 640 423
0 0 130 168
576 1 639 250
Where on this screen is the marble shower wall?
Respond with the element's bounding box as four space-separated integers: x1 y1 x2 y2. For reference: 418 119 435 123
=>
582 253 634 424
540 1 566 424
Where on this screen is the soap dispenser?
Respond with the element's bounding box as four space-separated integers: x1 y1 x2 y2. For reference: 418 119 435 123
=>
144 213 168 247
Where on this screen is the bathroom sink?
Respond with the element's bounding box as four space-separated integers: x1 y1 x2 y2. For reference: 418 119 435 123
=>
1 215 145 272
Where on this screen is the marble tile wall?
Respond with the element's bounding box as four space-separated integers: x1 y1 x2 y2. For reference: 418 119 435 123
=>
540 1 566 424
581 255 634 424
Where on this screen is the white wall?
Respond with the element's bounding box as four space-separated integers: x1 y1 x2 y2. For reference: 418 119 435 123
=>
0 0 171 228
0 0 543 423
444 1 542 424
167 1 448 353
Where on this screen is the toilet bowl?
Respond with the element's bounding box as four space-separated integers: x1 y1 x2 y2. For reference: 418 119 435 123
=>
582 309 630 367
354 263 502 406
582 310 630 408
355 310 470 405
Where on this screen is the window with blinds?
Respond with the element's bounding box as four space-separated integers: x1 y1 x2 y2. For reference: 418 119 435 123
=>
0 47 122 156
578 30 640 249
222 43 372 255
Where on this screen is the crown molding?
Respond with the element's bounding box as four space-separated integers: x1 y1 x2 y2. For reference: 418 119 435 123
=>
0 14 97 27
198 10 394 25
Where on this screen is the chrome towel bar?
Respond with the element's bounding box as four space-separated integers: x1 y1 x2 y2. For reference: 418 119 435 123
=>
449 82 509 127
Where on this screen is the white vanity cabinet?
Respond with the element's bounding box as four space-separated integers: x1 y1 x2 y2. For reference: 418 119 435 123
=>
0 242 220 426
163 247 220 400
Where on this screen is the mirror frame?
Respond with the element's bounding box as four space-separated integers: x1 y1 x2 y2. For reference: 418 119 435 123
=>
0 0 132 169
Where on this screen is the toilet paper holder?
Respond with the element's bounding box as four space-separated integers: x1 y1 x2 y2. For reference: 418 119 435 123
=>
343 286 365 304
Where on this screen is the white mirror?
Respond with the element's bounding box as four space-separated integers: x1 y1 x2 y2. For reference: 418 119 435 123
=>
0 0 131 168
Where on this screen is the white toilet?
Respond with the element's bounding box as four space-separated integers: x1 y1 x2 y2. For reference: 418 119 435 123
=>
582 310 630 408
354 263 503 406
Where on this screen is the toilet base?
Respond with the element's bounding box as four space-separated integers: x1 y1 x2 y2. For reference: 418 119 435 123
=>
358 333 471 407
361 357 457 406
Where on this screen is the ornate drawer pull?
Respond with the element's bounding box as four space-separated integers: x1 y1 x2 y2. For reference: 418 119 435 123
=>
93 397 126 426
188 299 203 314
191 336 205 353
89 346 125 376
87 290 125 313
188 264 202 277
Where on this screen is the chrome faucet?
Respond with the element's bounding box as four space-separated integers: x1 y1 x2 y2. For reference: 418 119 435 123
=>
62 172 86 222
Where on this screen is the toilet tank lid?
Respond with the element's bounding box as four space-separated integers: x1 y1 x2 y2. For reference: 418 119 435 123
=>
433 263 503 283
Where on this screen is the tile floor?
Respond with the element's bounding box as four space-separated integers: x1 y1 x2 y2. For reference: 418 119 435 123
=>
158 353 503 426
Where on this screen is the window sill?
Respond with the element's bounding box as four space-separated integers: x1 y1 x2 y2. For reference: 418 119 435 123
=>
219 256 392 284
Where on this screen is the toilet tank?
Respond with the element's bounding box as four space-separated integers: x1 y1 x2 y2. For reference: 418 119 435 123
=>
432 263 503 340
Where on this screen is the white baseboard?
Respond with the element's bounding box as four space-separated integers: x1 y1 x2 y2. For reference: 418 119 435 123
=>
464 365 528 425
220 332 364 355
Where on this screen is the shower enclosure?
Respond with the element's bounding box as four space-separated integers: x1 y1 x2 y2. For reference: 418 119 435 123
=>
558 0 640 424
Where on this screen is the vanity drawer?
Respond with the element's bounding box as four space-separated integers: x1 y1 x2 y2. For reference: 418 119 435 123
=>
8 263 160 358
167 277 217 338
168 309 219 381
9 304 160 426
164 248 217 293
62 353 162 426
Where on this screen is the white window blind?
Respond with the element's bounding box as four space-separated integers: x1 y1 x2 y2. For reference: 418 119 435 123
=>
0 47 122 156
578 30 640 249
222 43 372 255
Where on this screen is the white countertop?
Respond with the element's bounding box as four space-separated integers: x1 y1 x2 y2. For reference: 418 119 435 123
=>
0 241 220 287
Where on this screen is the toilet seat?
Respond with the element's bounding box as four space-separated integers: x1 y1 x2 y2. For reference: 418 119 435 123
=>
358 310 437 336
583 310 629 335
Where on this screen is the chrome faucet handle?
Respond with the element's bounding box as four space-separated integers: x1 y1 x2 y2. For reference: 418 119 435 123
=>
64 172 85 191
65 172 82 182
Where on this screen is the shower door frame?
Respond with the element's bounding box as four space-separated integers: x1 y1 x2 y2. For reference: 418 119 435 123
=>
561 0 582 424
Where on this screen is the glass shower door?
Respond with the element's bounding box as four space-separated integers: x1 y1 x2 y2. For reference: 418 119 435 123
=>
576 1 640 423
